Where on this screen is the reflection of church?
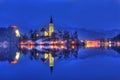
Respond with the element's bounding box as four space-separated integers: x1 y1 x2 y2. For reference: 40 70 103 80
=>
44 53 54 73
0 44 80 74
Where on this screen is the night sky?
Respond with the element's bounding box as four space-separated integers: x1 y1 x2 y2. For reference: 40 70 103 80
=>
0 0 120 31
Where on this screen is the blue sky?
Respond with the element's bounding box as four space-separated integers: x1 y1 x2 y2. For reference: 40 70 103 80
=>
0 0 120 31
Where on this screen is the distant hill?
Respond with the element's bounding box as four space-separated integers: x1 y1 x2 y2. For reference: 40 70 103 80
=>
112 34 120 41
78 28 104 40
77 28 120 40
56 24 120 40
101 29 120 38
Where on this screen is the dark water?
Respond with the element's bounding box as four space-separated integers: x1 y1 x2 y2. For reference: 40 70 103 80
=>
0 45 120 80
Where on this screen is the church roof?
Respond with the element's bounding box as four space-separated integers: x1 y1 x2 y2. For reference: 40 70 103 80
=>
50 16 53 23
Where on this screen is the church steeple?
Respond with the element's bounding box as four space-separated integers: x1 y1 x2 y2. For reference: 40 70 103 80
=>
49 16 54 36
50 16 53 23
50 66 53 74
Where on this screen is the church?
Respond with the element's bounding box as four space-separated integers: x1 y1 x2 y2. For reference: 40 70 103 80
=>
41 16 54 37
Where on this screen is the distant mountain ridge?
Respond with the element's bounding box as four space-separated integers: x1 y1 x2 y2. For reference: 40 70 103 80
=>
67 28 120 40
56 24 120 40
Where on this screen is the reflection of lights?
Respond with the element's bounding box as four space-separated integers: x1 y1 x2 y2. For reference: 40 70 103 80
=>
11 60 18 64
2 41 8 48
20 45 24 49
54 46 58 49
85 40 100 48
61 45 64 49
50 45 54 49
44 53 49 59
40 45 44 48
71 41 75 44
50 41 54 44
40 42 44 45
117 42 120 46
49 53 54 67
15 52 20 60
71 45 75 49
36 53 39 56
109 44 112 47
11 52 20 64
108 41 112 47
105 42 109 47
21 41 34 45
20 45 34 49
53 41 57 44
26 41 34 45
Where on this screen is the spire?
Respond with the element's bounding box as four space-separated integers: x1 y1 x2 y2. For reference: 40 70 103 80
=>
50 66 53 74
50 16 53 23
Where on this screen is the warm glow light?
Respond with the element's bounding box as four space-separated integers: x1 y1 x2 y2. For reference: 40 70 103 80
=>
61 45 64 49
36 53 39 56
11 60 18 64
11 52 20 64
44 53 49 59
117 42 120 46
15 29 20 37
61 41 64 44
49 23 54 36
50 45 54 49
44 31 49 36
53 41 57 44
71 41 75 44
25 41 34 45
50 41 54 44
15 52 20 60
49 53 54 67
20 45 34 49
105 42 109 47
54 46 58 49
85 40 100 48
109 44 112 47
36 34 39 37
71 45 75 49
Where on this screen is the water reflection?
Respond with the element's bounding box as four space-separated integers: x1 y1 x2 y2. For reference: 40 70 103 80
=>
1 44 120 74
19 45 79 73
0 44 19 64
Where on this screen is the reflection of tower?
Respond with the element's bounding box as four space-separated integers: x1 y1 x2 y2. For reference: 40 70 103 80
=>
49 53 54 74
49 16 54 36
43 53 54 73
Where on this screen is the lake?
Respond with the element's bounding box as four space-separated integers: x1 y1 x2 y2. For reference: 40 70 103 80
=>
0 45 120 80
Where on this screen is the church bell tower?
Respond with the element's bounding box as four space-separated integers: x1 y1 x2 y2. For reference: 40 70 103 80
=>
49 16 54 36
